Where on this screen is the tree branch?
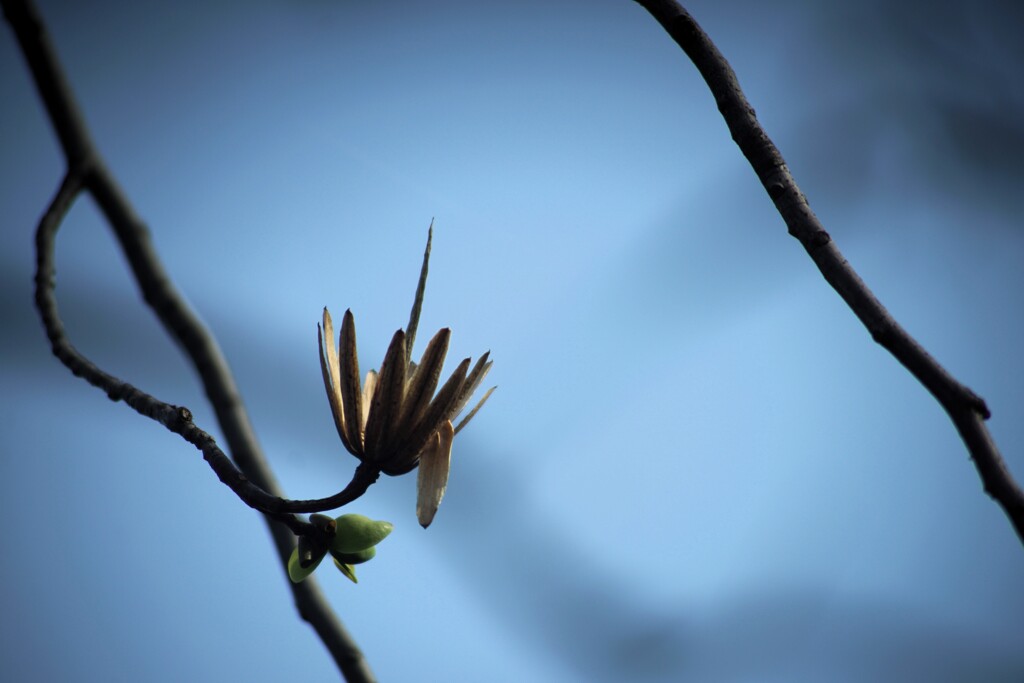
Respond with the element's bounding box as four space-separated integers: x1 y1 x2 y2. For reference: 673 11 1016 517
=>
633 0 1024 546
35 177 380 522
4 0 377 678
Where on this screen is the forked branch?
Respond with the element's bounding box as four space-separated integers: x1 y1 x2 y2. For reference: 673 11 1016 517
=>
4 0 376 679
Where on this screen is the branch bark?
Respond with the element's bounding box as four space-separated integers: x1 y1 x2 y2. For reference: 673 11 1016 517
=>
3 0 376 679
633 0 1024 546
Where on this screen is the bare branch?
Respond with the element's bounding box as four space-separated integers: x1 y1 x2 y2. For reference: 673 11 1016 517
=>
4 0 377 678
633 0 1024 545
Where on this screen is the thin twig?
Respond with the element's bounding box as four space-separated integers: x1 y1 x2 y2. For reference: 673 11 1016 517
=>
633 0 1024 546
12 6 378 521
35 179 379 521
3 0 377 678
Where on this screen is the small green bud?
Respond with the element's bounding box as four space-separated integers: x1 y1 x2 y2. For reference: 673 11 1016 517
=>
334 560 359 583
309 513 337 533
287 546 325 583
329 546 376 566
296 535 322 568
331 514 393 553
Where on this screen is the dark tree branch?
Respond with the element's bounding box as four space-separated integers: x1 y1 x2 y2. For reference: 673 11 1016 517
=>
35 175 380 522
633 0 1024 546
4 0 377 679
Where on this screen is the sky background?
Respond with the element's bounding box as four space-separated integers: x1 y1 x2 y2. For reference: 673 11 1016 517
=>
2 1 1023 681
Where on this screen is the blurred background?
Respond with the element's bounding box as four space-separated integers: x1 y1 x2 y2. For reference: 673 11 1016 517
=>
2 1 1023 680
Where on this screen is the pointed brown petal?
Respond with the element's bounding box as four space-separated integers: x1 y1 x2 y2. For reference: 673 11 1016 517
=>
319 312 356 456
416 420 453 528
363 329 407 463
404 356 469 462
447 352 492 423
321 310 341 414
339 310 365 456
395 327 450 441
405 221 432 364
453 385 496 435
361 370 378 428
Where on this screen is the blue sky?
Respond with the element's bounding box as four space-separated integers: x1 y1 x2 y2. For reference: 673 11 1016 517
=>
2 1 1023 681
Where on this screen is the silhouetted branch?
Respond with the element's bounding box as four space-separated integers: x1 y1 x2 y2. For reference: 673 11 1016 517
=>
4 0 376 679
35 176 379 519
633 0 1024 546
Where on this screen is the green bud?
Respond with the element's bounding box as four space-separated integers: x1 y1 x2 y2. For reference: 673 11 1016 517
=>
334 559 359 583
296 534 324 568
331 514 393 553
329 546 376 566
287 546 324 583
309 513 337 534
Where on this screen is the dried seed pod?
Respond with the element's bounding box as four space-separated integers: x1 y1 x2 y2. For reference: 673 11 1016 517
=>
317 226 496 524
